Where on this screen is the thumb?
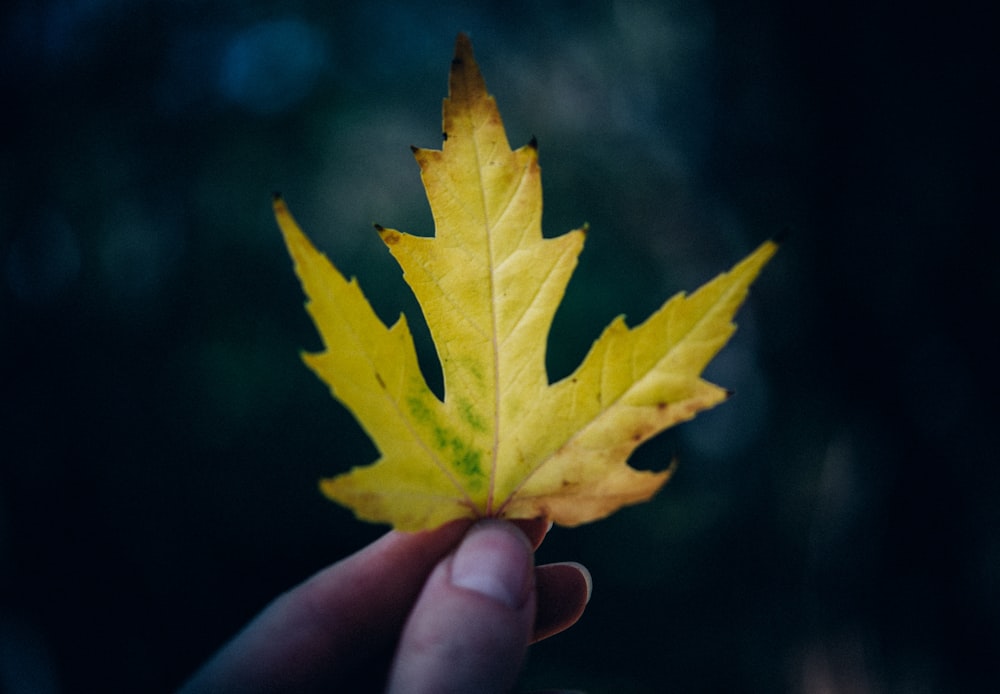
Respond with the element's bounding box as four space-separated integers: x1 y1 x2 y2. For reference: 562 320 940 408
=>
386 521 535 694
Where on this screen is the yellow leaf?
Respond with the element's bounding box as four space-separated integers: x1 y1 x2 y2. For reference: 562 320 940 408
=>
275 34 777 531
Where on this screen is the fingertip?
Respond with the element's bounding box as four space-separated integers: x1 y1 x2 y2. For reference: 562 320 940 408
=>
563 561 592 604
532 562 592 643
451 521 534 608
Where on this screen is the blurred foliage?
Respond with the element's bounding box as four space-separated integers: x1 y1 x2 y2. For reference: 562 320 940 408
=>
1 1 995 692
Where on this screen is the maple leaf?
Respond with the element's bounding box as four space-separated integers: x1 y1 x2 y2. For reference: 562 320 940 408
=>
274 34 777 532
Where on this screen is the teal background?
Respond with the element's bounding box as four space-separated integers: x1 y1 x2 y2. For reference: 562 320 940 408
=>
1 1 994 691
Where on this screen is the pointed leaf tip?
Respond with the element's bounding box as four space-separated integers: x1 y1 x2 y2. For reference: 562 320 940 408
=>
454 32 473 59
272 194 288 217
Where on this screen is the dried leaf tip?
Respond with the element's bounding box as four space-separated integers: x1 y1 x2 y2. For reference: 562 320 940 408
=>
272 193 288 215
449 33 479 81
454 32 473 59
375 224 401 246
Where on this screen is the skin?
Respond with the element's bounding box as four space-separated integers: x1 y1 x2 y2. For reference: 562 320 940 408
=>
178 519 591 693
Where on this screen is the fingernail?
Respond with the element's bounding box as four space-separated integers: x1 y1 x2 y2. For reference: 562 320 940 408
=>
451 521 531 609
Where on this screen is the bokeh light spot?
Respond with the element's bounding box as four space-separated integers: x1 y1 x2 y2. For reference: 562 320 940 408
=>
218 18 331 115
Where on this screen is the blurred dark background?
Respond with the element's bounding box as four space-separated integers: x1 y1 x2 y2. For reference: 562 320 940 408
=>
1 1 995 692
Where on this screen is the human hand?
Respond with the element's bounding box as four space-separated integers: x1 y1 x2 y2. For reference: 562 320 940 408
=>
178 519 591 693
